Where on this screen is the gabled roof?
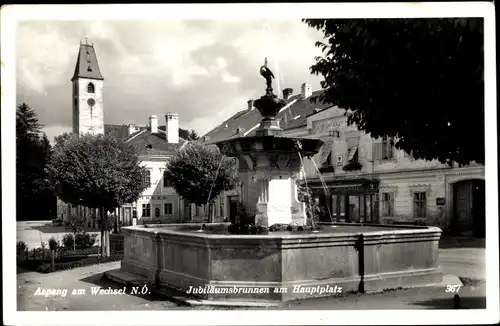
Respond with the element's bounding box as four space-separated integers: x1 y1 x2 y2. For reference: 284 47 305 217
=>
104 124 188 156
71 43 104 81
126 130 187 156
278 90 332 130
201 90 333 144
104 124 135 142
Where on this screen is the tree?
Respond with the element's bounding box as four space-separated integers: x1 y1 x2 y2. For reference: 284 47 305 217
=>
164 142 238 223
179 128 200 141
47 133 148 257
188 129 200 141
303 18 484 166
16 103 55 221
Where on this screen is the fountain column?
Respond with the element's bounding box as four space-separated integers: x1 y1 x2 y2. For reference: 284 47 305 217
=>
217 58 321 228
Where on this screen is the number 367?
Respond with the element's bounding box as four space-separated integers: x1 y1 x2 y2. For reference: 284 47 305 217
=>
445 285 462 293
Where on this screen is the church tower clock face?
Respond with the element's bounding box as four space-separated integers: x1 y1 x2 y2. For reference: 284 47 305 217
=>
87 98 95 106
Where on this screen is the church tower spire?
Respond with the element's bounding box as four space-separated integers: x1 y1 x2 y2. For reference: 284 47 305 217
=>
72 39 104 135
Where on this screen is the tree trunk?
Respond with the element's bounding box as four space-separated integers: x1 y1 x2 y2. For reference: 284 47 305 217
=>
51 250 55 272
114 210 119 233
207 202 212 223
104 209 110 257
100 207 105 257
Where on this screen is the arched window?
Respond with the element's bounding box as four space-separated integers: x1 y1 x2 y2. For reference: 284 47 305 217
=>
87 83 95 93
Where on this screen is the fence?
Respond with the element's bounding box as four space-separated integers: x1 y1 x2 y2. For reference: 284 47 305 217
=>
17 244 124 263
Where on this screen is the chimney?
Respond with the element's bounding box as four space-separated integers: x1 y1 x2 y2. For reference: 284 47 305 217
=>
301 83 312 99
165 112 179 144
283 88 293 101
247 99 254 111
128 124 139 135
149 115 158 133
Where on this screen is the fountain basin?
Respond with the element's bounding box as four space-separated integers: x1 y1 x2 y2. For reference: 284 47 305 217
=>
117 223 443 303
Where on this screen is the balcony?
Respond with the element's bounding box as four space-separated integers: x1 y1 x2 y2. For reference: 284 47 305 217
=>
318 165 335 173
342 161 363 171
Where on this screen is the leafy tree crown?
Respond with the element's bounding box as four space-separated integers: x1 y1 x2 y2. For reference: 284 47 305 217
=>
164 142 238 206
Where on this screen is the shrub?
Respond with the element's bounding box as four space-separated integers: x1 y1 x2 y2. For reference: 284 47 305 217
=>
75 232 97 249
48 237 59 251
35 254 124 273
62 233 75 248
17 241 27 254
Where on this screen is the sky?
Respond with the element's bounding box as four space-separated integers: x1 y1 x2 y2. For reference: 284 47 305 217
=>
16 20 325 142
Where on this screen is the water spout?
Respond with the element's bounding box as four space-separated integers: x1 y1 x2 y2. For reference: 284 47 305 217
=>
310 159 334 222
297 150 316 230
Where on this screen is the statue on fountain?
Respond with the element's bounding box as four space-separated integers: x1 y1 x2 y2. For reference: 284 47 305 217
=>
259 57 275 94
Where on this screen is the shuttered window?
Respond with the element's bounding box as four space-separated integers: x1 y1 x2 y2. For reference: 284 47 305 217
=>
381 192 394 217
374 137 394 160
316 140 333 167
346 137 359 162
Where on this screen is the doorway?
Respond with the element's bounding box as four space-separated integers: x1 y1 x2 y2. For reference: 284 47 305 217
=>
228 196 239 224
124 207 131 226
453 179 485 237
184 201 192 221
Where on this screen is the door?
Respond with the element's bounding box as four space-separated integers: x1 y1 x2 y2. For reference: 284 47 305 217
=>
229 196 239 224
124 208 131 226
454 181 473 234
184 201 192 221
472 180 486 237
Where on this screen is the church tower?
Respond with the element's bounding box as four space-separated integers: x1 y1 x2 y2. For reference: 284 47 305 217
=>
71 39 104 135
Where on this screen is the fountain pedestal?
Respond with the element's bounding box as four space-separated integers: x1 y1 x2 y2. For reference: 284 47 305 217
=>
241 164 306 228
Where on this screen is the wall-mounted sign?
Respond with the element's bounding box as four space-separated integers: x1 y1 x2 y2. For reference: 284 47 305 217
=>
436 197 445 206
313 118 347 134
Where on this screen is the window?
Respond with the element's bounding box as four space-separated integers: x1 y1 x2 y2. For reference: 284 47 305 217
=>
329 130 340 138
143 170 151 186
374 137 394 160
164 203 173 215
381 192 394 217
322 152 332 168
142 204 151 217
318 141 333 167
413 192 427 217
195 205 200 216
346 137 359 163
219 198 225 217
87 83 95 93
154 206 160 218
132 207 137 218
163 171 171 187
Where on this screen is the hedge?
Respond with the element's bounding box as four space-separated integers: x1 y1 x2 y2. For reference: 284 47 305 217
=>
18 253 124 273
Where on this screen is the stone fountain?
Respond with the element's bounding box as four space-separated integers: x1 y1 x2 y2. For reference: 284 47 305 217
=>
215 58 323 228
105 60 443 305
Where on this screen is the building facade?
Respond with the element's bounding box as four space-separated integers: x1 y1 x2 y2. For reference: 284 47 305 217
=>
285 106 485 236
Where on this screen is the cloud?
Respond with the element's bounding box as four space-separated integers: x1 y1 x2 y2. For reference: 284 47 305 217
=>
16 20 325 136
